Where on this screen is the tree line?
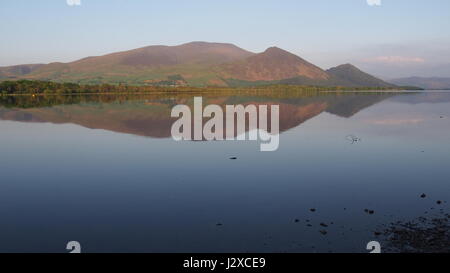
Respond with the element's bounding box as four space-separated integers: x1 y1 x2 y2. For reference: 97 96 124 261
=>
0 80 404 96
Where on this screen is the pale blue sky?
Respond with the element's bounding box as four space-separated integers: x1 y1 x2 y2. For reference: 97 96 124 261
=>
1 0 450 77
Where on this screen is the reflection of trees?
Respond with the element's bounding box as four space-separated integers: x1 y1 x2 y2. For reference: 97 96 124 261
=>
0 91 396 138
0 90 395 109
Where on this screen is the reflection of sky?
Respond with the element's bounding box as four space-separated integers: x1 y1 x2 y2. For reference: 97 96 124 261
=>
0 93 449 253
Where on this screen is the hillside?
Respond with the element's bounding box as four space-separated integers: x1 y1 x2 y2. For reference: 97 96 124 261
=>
0 64 45 79
70 41 254 68
219 47 329 82
326 64 395 88
224 63 394 88
0 42 396 88
4 42 254 86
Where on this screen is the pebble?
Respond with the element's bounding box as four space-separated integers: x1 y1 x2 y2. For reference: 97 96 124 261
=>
364 209 375 215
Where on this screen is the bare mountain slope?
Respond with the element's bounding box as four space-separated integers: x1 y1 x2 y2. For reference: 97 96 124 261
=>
0 42 398 88
220 47 329 82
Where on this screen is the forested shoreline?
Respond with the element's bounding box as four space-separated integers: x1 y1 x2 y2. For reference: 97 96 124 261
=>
0 80 415 95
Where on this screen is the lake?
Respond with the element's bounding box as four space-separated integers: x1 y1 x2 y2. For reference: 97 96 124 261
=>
0 91 449 253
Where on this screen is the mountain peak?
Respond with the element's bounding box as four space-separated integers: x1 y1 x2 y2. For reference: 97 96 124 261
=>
327 63 394 88
327 63 356 70
220 46 329 82
180 41 240 48
333 63 358 70
265 46 282 51
263 46 293 55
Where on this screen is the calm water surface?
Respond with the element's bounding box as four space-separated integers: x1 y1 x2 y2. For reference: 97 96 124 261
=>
0 91 449 253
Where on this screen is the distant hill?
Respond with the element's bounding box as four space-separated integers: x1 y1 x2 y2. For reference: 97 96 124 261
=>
389 77 450 90
0 42 396 88
326 64 395 88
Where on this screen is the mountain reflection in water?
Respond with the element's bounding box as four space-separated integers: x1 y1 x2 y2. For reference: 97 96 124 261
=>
1 90 449 253
0 91 394 138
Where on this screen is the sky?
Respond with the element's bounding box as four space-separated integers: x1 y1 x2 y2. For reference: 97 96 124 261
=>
1 0 450 78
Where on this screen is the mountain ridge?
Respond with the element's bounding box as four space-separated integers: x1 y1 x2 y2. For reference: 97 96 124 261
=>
0 42 395 88
219 46 329 82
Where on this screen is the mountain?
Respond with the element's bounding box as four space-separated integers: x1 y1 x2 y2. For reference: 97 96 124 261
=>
0 42 254 85
0 42 395 88
241 63 394 88
219 47 329 82
2 42 254 86
72 41 254 68
388 77 450 90
326 64 395 88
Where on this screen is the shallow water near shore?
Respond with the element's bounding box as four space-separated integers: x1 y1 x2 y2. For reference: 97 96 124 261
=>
0 90 449 253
